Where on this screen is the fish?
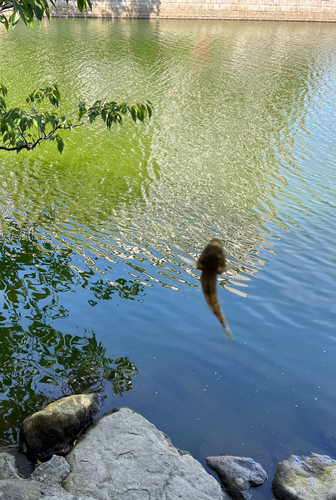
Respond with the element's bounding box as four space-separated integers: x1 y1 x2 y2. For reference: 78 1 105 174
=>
196 239 234 342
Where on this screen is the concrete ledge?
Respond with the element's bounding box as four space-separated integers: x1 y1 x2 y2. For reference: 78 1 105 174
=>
50 0 336 21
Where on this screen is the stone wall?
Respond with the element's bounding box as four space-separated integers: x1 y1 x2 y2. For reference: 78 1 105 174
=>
51 0 336 22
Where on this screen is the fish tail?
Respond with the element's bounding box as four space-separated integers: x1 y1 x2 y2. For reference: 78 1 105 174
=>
220 314 234 342
201 271 234 342
223 323 234 342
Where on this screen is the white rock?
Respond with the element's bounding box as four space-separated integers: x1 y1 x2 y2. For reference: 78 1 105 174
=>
63 407 225 500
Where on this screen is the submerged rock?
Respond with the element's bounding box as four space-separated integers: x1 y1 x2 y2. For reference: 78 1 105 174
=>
272 453 336 500
206 455 267 500
22 394 100 461
63 407 225 500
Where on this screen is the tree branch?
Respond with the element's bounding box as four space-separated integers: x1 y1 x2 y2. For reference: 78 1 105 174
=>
0 84 152 153
0 124 62 151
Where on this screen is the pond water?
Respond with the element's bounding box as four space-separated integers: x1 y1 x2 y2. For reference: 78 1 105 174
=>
1 18 336 498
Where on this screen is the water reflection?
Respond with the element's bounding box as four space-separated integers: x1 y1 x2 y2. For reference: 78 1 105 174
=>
0 223 138 445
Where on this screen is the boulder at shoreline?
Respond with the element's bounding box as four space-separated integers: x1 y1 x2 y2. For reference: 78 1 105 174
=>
272 453 336 500
64 406 224 499
22 394 100 461
206 455 267 500
7 395 335 500
1 404 226 499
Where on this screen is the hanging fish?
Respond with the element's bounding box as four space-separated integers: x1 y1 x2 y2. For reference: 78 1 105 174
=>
182 239 234 342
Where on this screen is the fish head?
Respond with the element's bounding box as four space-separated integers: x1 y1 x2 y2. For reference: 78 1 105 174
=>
197 239 226 274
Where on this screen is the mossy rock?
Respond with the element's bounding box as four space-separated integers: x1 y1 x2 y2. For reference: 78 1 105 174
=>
272 453 336 500
22 394 100 461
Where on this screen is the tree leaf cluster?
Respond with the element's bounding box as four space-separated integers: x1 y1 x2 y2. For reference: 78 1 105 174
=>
0 0 92 30
0 83 153 153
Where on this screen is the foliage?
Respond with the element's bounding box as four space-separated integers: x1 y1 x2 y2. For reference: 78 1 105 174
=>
0 83 152 153
0 0 152 153
0 0 92 30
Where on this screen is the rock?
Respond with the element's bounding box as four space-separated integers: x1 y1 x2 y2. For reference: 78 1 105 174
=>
63 407 225 500
0 478 97 499
0 478 45 499
206 455 267 500
31 455 71 485
1 406 226 499
220 489 234 500
272 453 336 500
22 394 100 461
0 444 34 479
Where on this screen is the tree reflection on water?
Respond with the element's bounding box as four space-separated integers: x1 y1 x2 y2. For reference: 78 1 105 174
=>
0 221 139 446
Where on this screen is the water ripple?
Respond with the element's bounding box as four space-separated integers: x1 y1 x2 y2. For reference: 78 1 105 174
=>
1 22 336 492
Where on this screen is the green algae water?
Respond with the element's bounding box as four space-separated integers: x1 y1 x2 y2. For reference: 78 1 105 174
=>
1 19 336 497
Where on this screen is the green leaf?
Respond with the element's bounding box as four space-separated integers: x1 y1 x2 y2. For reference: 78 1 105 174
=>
3 132 12 144
0 15 9 30
129 106 137 123
0 84 8 98
54 84 61 103
0 97 6 111
55 135 64 154
9 9 23 27
77 0 85 12
146 101 153 119
26 19 35 30
137 106 144 122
